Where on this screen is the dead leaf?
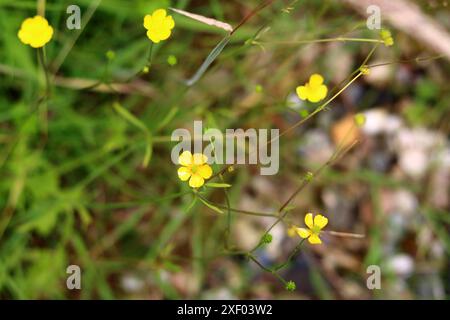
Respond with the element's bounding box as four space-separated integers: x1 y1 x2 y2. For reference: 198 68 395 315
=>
170 7 233 33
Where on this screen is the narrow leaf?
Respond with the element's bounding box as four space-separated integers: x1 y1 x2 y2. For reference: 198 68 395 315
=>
112 102 153 167
198 197 224 214
205 182 232 188
112 102 148 133
186 36 230 86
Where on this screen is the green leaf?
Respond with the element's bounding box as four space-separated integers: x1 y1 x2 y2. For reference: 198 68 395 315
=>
186 36 231 86
205 182 232 188
198 197 224 214
112 102 148 132
112 102 153 167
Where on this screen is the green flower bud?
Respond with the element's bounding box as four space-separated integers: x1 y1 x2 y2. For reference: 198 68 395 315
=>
167 55 178 66
106 50 115 60
261 233 273 244
286 280 296 291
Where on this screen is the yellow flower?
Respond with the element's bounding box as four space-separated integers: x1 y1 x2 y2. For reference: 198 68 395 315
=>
380 29 394 47
143 9 175 43
18 15 53 48
177 151 213 188
296 74 328 103
295 213 328 244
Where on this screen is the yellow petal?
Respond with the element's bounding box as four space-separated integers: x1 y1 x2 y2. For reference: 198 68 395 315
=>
307 85 327 103
192 153 207 165
314 214 328 229
304 213 314 229
21 17 34 29
165 16 175 29
143 14 152 29
308 234 322 244
317 84 327 100
147 29 161 43
18 29 29 44
295 227 311 239
34 15 45 24
152 9 167 20
189 174 204 188
177 166 191 181
296 85 309 100
197 164 212 179
157 28 171 41
309 74 324 86
178 151 193 166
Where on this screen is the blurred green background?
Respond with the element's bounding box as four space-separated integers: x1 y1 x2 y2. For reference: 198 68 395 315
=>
0 0 449 299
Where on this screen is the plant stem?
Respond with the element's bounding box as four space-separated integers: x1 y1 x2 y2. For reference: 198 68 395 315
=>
260 37 384 45
274 239 305 271
37 47 51 135
197 194 277 218
37 47 51 97
247 254 287 285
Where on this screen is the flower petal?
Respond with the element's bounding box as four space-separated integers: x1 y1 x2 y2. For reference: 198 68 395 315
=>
304 213 314 229
157 28 171 41
177 166 191 181
165 16 175 29
309 73 324 86
152 9 167 20
193 153 208 165
197 164 212 179
317 84 328 100
296 85 309 100
147 29 161 43
143 14 152 29
314 214 328 229
178 151 193 166
296 227 311 239
307 85 327 103
308 234 322 244
189 174 204 188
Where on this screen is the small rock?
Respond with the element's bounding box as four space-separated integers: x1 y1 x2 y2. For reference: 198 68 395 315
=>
387 254 414 277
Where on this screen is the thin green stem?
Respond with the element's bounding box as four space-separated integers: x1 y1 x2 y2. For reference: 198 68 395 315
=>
259 37 384 46
197 194 277 218
274 239 305 271
247 254 287 285
37 47 51 97
37 47 51 135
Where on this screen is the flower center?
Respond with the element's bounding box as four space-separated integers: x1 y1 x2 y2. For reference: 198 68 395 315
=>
311 226 321 234
191 164 199 174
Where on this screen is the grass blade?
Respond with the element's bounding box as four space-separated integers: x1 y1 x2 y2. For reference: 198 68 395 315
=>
186 36 231 86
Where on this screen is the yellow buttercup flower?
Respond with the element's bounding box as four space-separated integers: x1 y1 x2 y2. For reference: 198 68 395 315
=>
143 9 175 43
296 74 328 103
177 151 213 188
18 15 53 48
295 213 328 244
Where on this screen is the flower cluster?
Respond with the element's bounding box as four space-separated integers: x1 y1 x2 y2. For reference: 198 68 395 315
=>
18 15 53 48
296 74 328 103
143 9 175 43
